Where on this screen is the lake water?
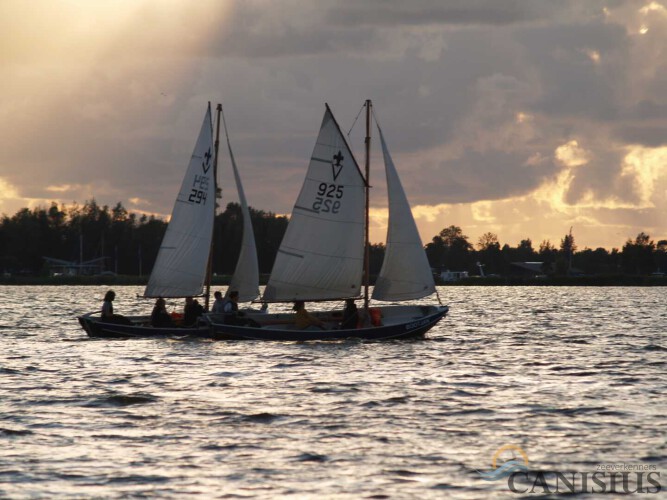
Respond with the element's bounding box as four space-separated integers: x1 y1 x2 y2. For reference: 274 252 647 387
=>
0 286 665 498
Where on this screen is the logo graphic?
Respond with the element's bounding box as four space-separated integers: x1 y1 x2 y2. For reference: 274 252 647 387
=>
475 445 662 494
202 148 212 174
332 150 344 181
477 445 530 481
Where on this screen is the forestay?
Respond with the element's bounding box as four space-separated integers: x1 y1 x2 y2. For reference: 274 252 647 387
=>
144 104 216 298
263 105 366 302
372 126 436 301
225 118 260 302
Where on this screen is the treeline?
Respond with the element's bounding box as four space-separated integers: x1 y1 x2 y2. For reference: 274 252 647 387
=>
0 200 290 276
1 201 664 278
426 226 667 277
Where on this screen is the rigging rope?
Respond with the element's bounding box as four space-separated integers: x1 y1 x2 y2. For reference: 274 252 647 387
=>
346 102 367 138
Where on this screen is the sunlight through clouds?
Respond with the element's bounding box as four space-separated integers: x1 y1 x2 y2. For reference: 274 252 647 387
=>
622 145 667 207
2 0 667 250
0 177 20 204
555 140 590 168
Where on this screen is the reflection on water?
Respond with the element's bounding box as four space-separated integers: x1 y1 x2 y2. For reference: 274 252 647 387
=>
0 286 665 498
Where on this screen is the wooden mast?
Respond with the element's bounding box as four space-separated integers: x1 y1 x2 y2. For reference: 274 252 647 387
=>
204 103 223 310
363 99 372 310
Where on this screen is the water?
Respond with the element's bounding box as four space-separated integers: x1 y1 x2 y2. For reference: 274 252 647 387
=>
0 286 665 498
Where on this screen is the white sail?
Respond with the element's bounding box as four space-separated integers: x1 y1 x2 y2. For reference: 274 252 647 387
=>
144 104 216 298
372 126 436 301
225 117 260 302
263 105 366 302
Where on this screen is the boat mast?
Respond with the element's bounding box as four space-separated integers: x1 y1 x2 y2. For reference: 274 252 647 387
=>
363 99 372 310
204 103 223 310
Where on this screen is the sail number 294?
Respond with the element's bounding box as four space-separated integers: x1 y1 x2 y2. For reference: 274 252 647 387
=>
188 189 207 204
188 174 209 204
313 182 343 213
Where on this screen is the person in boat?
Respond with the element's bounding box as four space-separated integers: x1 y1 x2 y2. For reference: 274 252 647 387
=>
183 296 204 327
101 290 132 325
223 290 245 325
340 299 359 329
293 301 326 330
211 291 225 314
151 298 173 327
101 290 115 320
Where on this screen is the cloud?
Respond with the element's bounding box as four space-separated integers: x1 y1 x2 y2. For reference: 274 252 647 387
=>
614 125 667 147
324 0 568 27
2 0 667 251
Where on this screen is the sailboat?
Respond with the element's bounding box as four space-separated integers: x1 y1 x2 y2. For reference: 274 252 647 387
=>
79 103 235 338
205 101 448 341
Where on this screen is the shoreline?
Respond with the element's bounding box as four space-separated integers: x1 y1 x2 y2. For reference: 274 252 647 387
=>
1 274 666 286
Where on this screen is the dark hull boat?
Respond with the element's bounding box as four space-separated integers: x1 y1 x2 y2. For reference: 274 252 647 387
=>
78 312 210 339
78 101 449 342
206 305 448 342
206 101 449 342
78 103 258 340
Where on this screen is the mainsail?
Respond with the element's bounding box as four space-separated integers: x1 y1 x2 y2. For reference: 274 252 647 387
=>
224 111 260 302
144 104 216 298
372 126 436 301
263 105 366 302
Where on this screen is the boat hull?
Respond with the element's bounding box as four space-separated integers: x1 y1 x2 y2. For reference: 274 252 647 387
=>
205 305 448 341
78 312 210 339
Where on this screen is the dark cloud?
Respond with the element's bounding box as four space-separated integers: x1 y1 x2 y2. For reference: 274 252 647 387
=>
326 0 554 27
629 100 667 120
563 148 637 205
516 21 628 120
415 149 557 204
614 125 667 147
210 1 594 60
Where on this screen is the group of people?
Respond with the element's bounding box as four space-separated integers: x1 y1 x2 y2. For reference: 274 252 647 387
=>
150 296 205 327
102 289 369 330
101 289 207 328
292 298 360 330
211 290 247 325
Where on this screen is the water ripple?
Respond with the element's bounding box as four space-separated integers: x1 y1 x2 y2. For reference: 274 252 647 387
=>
0 285 664 498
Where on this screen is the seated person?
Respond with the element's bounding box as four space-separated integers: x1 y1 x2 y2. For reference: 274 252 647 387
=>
101 290 132 325
223 291 246 325
293 301 325 330
183 297 204 327
340 299 359 329
151 298 173 327
211 291 225 314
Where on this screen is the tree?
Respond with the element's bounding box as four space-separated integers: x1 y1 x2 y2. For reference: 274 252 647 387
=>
476 232 503 275
655 240 667 273
368 243 386 276
574 247 611 275
477 232 499 251
622 232 655 274
515 238 536 261
425 225 473 271
538 240 557 274
558 229 577 275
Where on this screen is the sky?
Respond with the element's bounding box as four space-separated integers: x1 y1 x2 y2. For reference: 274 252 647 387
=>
2 0 667 250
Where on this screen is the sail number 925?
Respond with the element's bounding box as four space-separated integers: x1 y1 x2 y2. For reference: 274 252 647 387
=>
313 182 344 213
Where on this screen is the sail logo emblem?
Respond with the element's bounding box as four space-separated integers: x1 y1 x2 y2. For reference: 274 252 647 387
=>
202 148 212 174
477 445 529 481
331 150 344 181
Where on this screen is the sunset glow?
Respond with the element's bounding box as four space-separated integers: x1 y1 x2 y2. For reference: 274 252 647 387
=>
2 0 666 250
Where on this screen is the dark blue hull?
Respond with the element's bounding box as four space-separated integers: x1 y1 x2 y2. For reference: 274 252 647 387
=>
78 313 209 339
78 305 448 341
206 305 448 341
